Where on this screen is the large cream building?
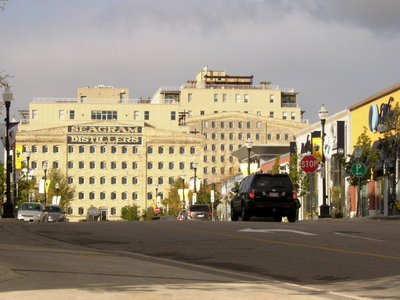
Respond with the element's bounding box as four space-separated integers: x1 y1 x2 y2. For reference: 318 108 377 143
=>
17 68 308 221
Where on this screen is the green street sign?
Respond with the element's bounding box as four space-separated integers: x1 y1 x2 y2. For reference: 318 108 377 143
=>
351 162 367 177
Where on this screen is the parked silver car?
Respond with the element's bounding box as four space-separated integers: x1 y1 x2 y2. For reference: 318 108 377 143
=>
45 205 67 222
17 202 48 222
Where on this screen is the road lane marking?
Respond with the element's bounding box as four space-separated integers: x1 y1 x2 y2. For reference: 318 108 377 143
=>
147 222 400 261
334 232 384 242
239 228 316 235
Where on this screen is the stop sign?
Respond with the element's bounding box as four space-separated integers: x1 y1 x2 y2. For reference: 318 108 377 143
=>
300 155 319 173
154 207 160 213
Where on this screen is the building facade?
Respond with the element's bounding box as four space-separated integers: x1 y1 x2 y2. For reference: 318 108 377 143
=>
16 68 308 221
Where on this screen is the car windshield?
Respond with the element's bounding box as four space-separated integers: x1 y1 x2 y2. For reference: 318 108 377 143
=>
189 205 210 212
19 203 41 211
45 206 61 212
254 176 293 188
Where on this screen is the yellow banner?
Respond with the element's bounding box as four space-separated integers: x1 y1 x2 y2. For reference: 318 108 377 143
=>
312 137 322 162
45 179 51 194
15 146 23 169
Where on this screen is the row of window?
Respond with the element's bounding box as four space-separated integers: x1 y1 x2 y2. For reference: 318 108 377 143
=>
204 132 292 141
204 120 263 129
76 191 163 201
25 145 197 155
69 207 118 216
186 93 276 104
69 176 174 186
66 161 191 170
203 156 234 163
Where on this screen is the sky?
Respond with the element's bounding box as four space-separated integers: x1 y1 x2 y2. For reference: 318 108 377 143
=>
1 0 400 123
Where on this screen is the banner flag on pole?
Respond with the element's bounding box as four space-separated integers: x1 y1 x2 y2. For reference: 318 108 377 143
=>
8 122 19 150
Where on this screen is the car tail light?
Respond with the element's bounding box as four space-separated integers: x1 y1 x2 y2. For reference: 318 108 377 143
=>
249 188 255 199
207 211 212 215
293 191 297 199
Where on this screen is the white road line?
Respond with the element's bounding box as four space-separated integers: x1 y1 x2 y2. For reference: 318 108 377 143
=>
239 228 316 236
334 232 384 242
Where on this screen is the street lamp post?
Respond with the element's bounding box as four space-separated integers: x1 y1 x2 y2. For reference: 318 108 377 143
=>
192 162 197 206
319 105 330 218
245 139 253 176
2 85 14 218
43 161 48 205
26 148 31 202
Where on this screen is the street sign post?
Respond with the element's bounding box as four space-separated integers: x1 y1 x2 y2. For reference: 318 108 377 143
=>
300 155 319 173
351 162 366 177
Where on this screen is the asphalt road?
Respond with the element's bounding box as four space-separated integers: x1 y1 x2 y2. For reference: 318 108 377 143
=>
1 218 399 299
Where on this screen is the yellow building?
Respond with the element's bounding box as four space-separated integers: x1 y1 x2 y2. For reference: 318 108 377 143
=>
17 68 308 221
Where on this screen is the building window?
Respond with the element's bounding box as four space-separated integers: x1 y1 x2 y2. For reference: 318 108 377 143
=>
91 110 117 120
171 111 176 121
270 111 274 118
111 161 117 169
89 177 95 184
257 111 261 116
52 161 58 169
158 146 164 154
200 110 205 115
79 161 85 169
32 145 38 153
42 146 48 153
235 94 240 103
238 133 243 140
221 144 225 151
111 207 117 215
229 133 234 140
158 177 163 185
133 110 139 120
32 109 38 119
211 133 216 140
291 112 296 120
256 133 261 140
147 193 152 200
122 146 128 154
100 146 106 153
282 112 287 120
144 111 150 120
203 156 208 163
132 162 139 169
204 121 208 128
147 146 153 154
100 192 106 200
211 144 216 151
212 167 216 174
244 94 249 103
169 177 174 185
212 155 216 163
133 146 139 154
276 133 281 140
100 177 106 184
132 192 138 200
147 177 153 185
179 162 185 169
229 144 234 151
187 93 193 102
78 207 84 215
67 207 73 214
285 133 289 140
81 96 87 103
132 177 138 184
100 161 106 169
111 192 117 200
190 147 196 154
211 121 216 128
69 110 75 120
214 94 218 102
68 176 74 184
256 121 261 128
147 162 153 169
204 167 208 174
68 161 74 169
169 146 174 154
222 94 227 102
121 192 127 200
59 110 65 120
158 162 164 170
247 133 251 139
270 94 275 103
247 122 252 128
122 161 128 169
111 146 117 154
267 133 272 140
79 177 84 184
53 146 59 153
221 156 225 162
79 145 85 153
111 177 117 185
229 121 234 129
179 147 185 154
169 162 174 170
122 177 128 185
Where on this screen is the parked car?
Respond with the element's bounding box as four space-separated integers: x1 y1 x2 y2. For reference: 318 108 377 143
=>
45 205 67 222
177 209 187 220
17 202 48 222
231 173 300 222
187 204 212 220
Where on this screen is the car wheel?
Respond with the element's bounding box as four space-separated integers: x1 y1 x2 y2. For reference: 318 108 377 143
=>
287 211 296 223
241 204 250 221
273 215 282 222
231 205 239 221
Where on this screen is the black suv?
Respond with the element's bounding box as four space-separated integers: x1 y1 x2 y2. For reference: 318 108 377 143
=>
231 173 300 222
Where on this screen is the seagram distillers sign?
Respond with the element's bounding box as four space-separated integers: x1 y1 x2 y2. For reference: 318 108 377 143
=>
67 125 143 144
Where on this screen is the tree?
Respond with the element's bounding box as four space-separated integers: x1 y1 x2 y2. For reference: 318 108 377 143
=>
196 182 221 210
162 178 186 215
45 168 75 209
121 205 140 221
288 150 309 198
0 162 4 203
270 156 281 173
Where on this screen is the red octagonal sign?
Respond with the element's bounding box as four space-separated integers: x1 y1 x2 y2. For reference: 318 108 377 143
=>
300 155 319 173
